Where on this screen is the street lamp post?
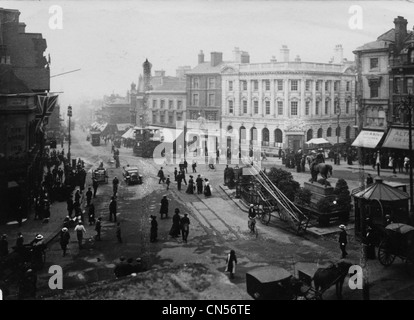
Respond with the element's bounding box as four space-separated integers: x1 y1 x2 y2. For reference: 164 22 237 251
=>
336 101 341 165
399 94 414 214
67 105 72 163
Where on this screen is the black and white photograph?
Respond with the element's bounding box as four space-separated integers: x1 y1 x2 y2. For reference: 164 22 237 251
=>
1 0 414 305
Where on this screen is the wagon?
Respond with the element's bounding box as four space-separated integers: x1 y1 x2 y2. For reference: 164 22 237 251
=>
92 168 109 184
377 223 414 275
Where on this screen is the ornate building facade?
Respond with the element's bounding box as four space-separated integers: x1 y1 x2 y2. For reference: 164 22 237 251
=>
220 46 356 154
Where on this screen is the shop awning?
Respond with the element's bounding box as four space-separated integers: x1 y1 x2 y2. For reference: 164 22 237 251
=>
381 127 414 150
351 130 385 148
121 128 135 139
305 138 330 145
325 136 346 145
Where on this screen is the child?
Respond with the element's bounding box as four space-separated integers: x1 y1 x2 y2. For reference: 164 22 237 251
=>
166 175 171 190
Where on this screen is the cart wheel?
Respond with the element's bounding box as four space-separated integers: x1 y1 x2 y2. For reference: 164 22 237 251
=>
378 239 396 266
260 210 271 225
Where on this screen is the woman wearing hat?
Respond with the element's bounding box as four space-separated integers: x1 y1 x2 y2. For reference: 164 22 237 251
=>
186 176 194 194
204 179 212 197
338 224 348 259
225 250 237 279
169 208 181 238
60 227 70 257
159 195 169 219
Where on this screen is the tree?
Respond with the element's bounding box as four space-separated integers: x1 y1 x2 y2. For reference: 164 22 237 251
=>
267 168 300 201
295 188 312 207
334 178 352 213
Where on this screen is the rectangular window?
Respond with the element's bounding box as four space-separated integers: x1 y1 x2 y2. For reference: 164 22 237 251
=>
394 78 402 94
177 113 182 121
241 80 247 91
277 80 283 91
190 111 198 120
152 112 157 123
370 85 379 98
370 58 379 69
265 101 270 115
253 80 258 91
254 100 259 114
169 100 174 109
346 81 350 91
305 80 311 91
334 81 339 91
192 93 199 106
325 81 330 91
346 101 350 114
243 100 248 114
160 113 165 123
315 101 320 115
229 81 233 91
169 114 173 124
177 100 182 110
407 78 414 94
160 100 165 109
228 100 234 114
316 81 321 91
325 100 329 114
305 101 310 115
208 93 215 107
291 101 298 116
291 80 298 91
265 80 270 91
193 78 199 88
208 77 215 89
152 100 157 108
206 111 217 121
277 101 283 115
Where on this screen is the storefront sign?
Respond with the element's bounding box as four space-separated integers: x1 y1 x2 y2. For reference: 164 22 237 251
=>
382 128 414 150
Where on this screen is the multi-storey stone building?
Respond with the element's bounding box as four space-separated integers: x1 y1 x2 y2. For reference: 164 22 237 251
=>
221 45 356 154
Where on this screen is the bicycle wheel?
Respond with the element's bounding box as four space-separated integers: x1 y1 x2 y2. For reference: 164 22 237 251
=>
260 210 271 225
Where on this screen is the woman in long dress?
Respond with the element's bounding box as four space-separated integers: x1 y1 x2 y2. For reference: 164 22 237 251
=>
225 250 237 279
169 208 181 238
204 179 212 197
186 176 194 194
159 195 169 219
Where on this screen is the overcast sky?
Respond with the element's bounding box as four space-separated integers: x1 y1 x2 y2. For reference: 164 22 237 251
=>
3 0 414 111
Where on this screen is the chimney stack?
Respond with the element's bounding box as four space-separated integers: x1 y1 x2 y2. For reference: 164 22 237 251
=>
176 66 191 79
334 44 343 64
394 16 408 52
154 70 166 77
198 50 204 64
240 51 250 63
295 55 301 62
210 52 223 67
233 47 241 62
270 56 277 63
280 45 289 62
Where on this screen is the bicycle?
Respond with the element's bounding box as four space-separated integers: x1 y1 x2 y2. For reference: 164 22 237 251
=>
248 217 258 238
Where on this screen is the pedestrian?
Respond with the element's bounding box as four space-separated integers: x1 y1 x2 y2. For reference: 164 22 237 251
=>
74 189 81 204
34 197 41 220
366 174 373 186
365 223 376 260
95 217 102 241
183 159 188 173
166 175 171 190
196 174 203 194
59 227 70 257
0 234 9 257
86 187 93 206
112 176 119 196
150 215 158 243
338 224 348 259
180 213 190 243
186 175 194 194
181 169 187 185
116 222 122 243
114 256 128 278
169 208 181 238
16 205 23 227
192 160 197 173
15 232 24 250
92 177 99 198
18 269 37 300
160 195 169 219
74 221 87 249
88 203 96 225
176 171 183 191
174 167 178 181
158 167 165 184
278 147 282 159
225 250 237 279
109 196 117 222
204 179 212 197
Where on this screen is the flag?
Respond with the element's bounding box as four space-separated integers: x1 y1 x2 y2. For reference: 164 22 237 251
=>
35 94 59 133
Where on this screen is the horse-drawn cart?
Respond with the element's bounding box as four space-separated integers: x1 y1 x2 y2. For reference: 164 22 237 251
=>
377 223 414 275
246 260 352 300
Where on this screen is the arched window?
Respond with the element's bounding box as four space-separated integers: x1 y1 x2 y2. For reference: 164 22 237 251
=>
317 128 323 138
274 129 283 143
346 126 351 139
262 128 269 146
250 127 257 141
306 129 313 142
327 127 332 137
240 126 246 141
336 126 341 137
227 125 233 133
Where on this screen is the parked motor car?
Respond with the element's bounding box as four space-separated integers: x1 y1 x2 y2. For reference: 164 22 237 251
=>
122 166 143 185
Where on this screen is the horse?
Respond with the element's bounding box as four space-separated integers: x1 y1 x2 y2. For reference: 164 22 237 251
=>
312 260 352 300
310 163 333 182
